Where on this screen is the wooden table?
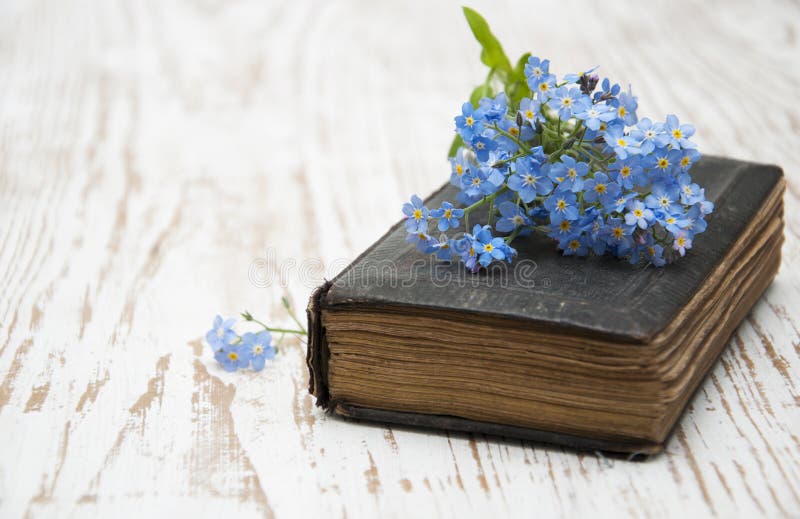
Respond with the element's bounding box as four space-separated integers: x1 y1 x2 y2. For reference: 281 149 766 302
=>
1 1 798 517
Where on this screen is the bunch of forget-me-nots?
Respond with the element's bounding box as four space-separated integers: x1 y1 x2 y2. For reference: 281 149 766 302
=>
402 8 713 272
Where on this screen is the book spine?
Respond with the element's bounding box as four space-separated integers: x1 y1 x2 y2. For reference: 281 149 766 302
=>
306 280 333 409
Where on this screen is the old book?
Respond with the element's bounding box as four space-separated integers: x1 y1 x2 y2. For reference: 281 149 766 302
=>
306 156 784 455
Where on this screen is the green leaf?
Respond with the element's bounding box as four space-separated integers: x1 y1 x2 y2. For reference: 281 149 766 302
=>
447 134 464 158
469 83 494 107
462 6 512 73
512 52 532 83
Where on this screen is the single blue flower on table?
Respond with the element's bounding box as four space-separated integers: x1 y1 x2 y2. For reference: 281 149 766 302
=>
574 101 616 131
470 135 498 162
624 200 655 229
508 156 553 203
430 201 465 231
472 224 513 267
206 315 237 351
241 330 275 371
657 114 696 149
583 172 620 204
547 87 586 120
454 102 485 141
604 124 638 159
548 155 589 193
402 194 429 233
215 342 252 373
524 56 551 89
672 229 693 257
495 201 532 233
629 117 664 155
544 191 579 223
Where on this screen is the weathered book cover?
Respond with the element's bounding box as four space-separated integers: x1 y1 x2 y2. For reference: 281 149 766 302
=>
307 156 784 454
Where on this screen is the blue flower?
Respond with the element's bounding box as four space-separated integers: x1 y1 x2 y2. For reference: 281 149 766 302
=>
496 202 532 233
677 174 704 205
430 201 465 231
207 315 237 351
532 74 556 99
604 191 636 213
405 230 437 252
685 205 708 234
430 236 454 261
454 102 485 141
645 181 682 214
470 224 514 267
603 124 638 159
519 97 542 124
593 78 620 104
574 102 616 131
657 114 696 149
624 200 655 229
215 342 252 372
470 135 498 162
450 154 470 187
616 90 638 125
629 118 664 155
558 233 590 257
547 218 579 241
583 172 620 204
508 157 553 202
644 148 682 178
544 191 579 222
676 149 701 173
608 156 645 189
402 194 429 233
672 229 693 257
601 217 635 255
524 56 551 89
548 155 589 192
462 167 504 198
547 87 587 120
241 330 275 371
479 93 508 123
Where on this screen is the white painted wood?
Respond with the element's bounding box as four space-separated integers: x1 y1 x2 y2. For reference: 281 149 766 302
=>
0 1 798 517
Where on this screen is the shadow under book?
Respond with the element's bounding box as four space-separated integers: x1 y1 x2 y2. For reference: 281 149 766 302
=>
306 156 784 455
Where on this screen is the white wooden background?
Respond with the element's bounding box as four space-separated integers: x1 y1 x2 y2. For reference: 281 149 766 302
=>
1 1 798 517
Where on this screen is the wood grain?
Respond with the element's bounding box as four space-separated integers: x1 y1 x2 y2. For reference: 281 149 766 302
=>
0 0 798 517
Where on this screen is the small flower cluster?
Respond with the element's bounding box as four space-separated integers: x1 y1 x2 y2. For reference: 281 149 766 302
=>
204 298 306 373
403 56 712 271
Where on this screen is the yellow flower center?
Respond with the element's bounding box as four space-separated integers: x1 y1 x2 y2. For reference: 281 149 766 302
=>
612 227 624 238
568 168 577 179
677 236 686 246
509 127 519 136
525 175 536 185
253 344 263 355
466 116 475 127
617 138 627 147
648 246 656 256
456 164 464 174
618 107 627 117
412 209 422 220
484 243 494 253
472 178 481 186
227 352 239 361
634 209 643 217
538 83 550 92
621 166 631 177
681 156 691 167
562 98 572 106
657 158 669 169
559 220 571 231
595 184 607 194
672 129 683 139
569 240 580 250
556 200 566 210
525 110 534 119
444 209 453 219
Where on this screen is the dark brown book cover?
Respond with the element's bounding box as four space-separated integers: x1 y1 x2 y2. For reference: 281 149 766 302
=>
306 156 784 455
